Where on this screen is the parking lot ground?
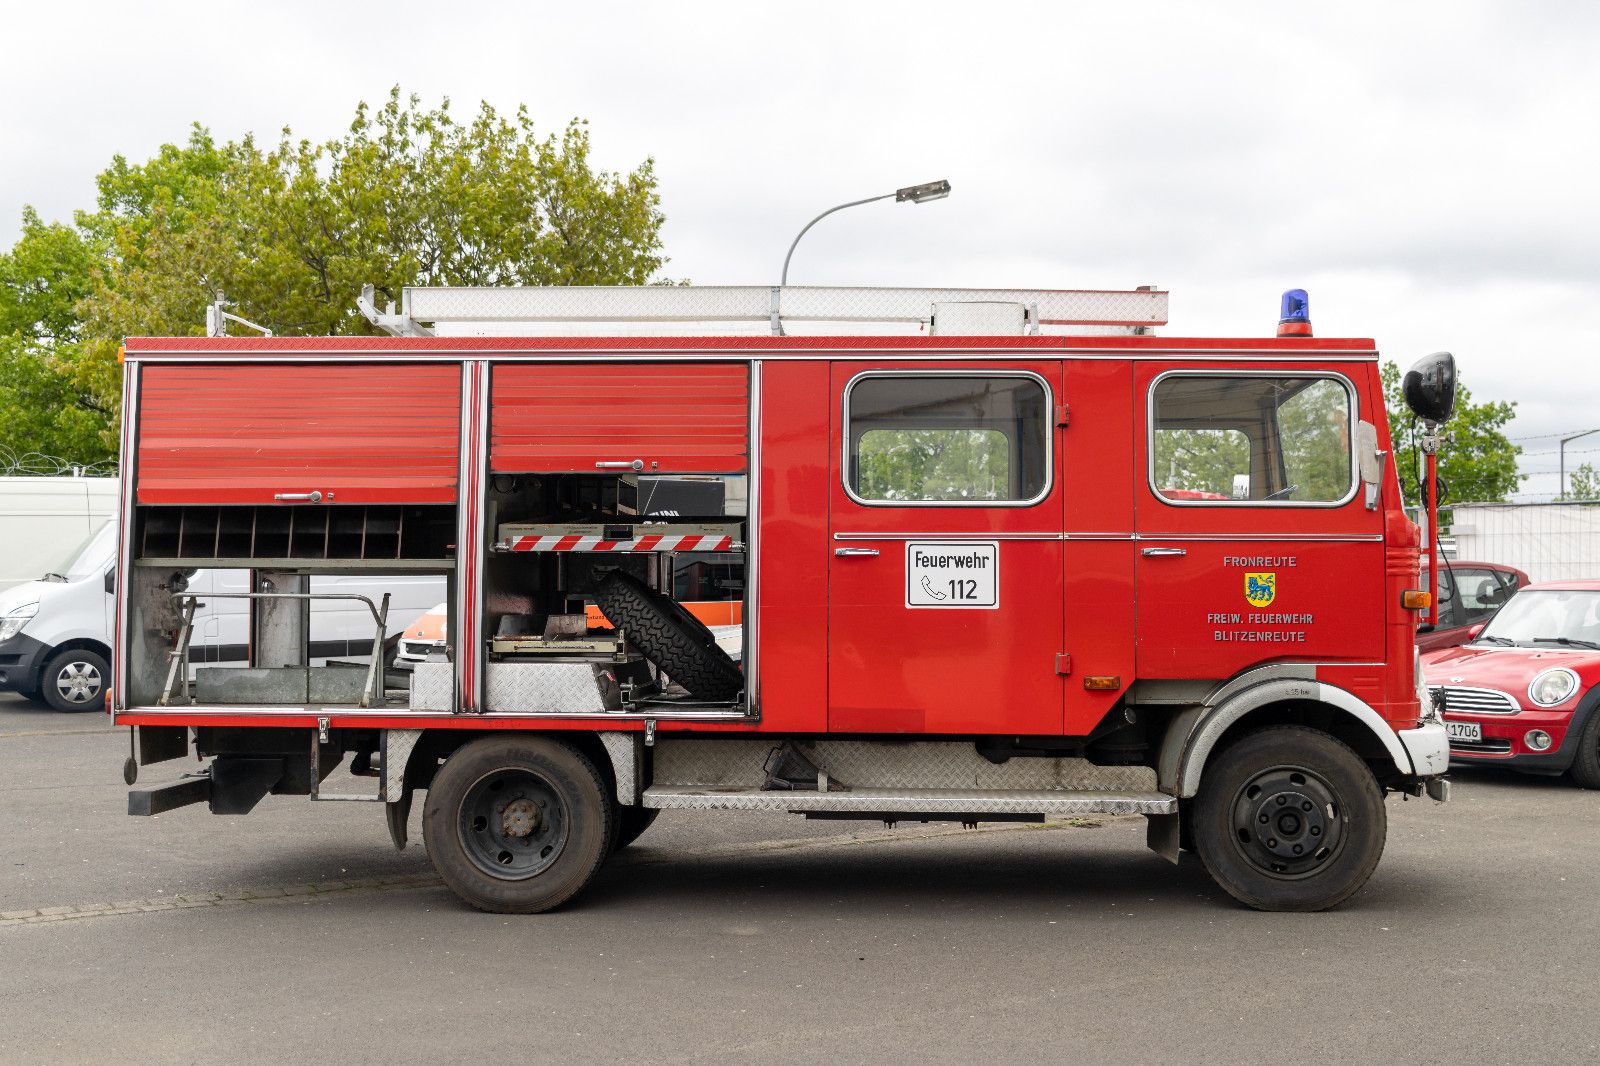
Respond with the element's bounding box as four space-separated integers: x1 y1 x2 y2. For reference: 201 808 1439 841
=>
4 691 1600 1065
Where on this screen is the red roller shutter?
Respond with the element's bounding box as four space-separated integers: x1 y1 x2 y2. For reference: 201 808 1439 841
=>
491 363 748 473
136 364 461 505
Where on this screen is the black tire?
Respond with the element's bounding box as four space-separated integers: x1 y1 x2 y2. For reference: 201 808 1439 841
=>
1566 710 1600 789
40 647 109 713
1192 725 1386 912
422 736 614 913
593 570 743 701
612 806 660 852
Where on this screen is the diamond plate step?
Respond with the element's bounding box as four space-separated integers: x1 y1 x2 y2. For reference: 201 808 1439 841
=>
641 786 1175 816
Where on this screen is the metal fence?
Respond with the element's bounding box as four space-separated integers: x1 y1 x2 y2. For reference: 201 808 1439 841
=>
1449 501 1600 582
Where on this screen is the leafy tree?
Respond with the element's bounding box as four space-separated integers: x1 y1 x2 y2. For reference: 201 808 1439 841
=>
1381 361 1521 509
0 89 666 465
857 429 1011 501
0 208 107 462
1566 462 1600 502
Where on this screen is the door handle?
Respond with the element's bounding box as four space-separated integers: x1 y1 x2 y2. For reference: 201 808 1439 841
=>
834 548 880 557
274 491 328 503
595 460 646 471
1141 547 1187 557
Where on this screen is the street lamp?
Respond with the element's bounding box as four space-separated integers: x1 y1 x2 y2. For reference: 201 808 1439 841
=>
1560 428 1600 498
773 179 952 334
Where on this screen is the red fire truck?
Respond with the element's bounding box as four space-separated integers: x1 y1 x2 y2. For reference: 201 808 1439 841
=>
114 284 1453 913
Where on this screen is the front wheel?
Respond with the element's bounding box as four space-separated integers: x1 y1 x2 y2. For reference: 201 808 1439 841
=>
1566 709 1600 789
422 736 615 913
1192 725 1386 912
40 647 109 713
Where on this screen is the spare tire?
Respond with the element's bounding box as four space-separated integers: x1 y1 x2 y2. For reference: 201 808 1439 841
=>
593 570 743 701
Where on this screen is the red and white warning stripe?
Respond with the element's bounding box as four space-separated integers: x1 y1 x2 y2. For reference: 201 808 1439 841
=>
501 534 736 553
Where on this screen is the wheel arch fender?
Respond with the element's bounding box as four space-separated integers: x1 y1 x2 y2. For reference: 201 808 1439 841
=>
379 727 640 851
1160 679 1414 798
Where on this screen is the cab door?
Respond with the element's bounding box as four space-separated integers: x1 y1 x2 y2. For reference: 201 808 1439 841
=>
827 362 1065 735
1134 364 1385 679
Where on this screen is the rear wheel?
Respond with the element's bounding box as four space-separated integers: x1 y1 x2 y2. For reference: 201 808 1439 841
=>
1566 710 1600 789
40 647 108 713
422 736 614 913
1192 725 1386 912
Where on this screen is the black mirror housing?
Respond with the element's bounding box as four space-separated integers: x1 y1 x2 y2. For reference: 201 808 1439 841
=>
1403 351 1457 424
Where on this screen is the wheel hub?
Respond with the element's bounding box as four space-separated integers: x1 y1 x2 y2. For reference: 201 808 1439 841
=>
1230 767 1345 878
56 662 102 704
501 798 541 838
457 769 569 881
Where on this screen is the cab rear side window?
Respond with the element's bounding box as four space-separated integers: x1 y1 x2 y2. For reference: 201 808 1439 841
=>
1150 373 1356 505
845 373 1050 505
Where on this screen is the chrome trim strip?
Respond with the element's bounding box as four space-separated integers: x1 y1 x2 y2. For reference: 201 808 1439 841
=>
745 359 761 718
1145 368 1362 509
832 531 1383 542
1139 533 1385 543
839 368 1055 509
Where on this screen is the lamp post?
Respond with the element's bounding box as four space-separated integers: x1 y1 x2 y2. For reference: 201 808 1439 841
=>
1559 428 1600 498
772 179 951 335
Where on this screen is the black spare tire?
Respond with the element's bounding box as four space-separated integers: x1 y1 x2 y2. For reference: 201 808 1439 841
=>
593 570 743 701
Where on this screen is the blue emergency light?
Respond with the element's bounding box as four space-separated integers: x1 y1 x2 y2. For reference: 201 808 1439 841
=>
1277 288 1312 337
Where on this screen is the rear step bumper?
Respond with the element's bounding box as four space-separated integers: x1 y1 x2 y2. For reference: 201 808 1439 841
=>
642 786 1175 817
128 775 211 816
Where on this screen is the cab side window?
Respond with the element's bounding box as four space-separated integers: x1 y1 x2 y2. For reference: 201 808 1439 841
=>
846 374 1050 505
1151 374 1355 505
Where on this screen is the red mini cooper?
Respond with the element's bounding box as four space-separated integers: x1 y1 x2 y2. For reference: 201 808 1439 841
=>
1421 580 1600 787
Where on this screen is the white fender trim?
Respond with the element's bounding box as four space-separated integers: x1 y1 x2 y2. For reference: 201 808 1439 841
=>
1170 679 1416 798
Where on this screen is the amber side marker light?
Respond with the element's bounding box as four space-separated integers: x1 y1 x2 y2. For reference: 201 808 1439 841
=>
1402 590 1432 610
1084 675 1121 691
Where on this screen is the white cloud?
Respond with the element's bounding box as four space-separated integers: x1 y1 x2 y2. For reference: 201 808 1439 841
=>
2 0 1596 495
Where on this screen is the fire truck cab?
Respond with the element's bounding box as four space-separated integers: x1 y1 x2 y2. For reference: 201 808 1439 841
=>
115 284 1451 913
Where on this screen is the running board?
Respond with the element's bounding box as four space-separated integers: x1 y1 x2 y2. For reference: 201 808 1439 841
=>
641 786 1175 817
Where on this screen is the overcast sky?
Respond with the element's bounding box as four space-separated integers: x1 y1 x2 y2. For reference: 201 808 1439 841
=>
4 1 1596 496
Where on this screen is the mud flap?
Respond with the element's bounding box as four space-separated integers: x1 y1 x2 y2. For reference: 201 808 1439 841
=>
385 788 414 851
1145 812 1181 865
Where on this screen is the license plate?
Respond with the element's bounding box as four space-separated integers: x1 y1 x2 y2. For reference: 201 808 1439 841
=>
1446 720 1482 743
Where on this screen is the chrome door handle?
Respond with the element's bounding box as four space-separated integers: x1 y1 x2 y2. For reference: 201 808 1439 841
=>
1141 547 1187 557
834 547 880 557
595 460 646 471
274 491 327 503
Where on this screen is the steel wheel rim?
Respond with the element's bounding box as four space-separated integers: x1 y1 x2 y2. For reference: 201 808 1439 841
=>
55 661 103 705
456 768 570 881
1228 764 1347 879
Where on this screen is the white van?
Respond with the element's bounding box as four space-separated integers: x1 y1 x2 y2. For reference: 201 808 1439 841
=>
0 476 118 594
0 521 443 712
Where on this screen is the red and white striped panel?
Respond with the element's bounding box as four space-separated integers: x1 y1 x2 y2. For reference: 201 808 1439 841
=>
501 534 736 553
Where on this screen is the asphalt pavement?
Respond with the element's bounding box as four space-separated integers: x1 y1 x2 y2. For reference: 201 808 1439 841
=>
3 691 1598 1065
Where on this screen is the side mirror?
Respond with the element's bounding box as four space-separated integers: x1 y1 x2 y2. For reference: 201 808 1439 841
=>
1354 420 1386 509
1467 623 1485 641
1403 351 1457 424
103 568 116 595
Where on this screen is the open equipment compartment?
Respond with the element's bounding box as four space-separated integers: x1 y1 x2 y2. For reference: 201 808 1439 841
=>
471 361 752 716
122 360 461 712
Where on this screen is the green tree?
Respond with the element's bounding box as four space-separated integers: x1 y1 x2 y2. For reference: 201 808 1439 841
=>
1381 361 1521 508
1566 462 1600 502
0 89 666 465
0 208 107 462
